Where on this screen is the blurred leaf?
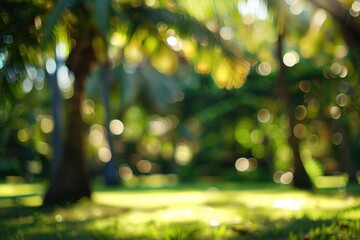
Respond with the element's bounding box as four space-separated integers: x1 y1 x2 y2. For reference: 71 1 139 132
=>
44 0 78 42
121 3 250 89
93 0 111 36
118 64 140 109
140 63 180 112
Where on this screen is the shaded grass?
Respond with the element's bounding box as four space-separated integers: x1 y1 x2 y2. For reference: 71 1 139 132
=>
0 182 359 239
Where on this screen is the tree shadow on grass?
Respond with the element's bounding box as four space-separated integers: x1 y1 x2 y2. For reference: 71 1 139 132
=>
0 201 132 240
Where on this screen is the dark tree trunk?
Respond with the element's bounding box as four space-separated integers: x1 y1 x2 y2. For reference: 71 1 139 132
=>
49 63 62 173
101 63 119 185
276 26 313 190
43 26 97 205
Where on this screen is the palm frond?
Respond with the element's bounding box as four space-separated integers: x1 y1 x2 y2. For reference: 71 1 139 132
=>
44 0 80 42
93 0 111 36
120 3 250 89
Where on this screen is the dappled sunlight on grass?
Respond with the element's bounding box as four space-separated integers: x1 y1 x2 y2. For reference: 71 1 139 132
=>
0 182 359 239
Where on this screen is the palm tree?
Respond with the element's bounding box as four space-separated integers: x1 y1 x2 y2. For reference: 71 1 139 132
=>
39 0 249 205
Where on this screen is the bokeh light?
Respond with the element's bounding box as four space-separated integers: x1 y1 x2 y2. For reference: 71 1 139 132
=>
280 171 294 185
89 124 105 147
175 143 192 166
257 108 271 123
40 116 54 133
257 61 272 76
283 51 300 67
98 147 112 163
235 157 249 172
137 159 152 174
110 119 124 135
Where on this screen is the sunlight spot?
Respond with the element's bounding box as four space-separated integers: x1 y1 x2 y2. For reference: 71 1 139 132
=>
110 119 124 135
219 26 234 40
0 49 8 70
110 32 127 48
56 42 67 59
257 108 271 123
22 78 33 93
257 61 271 76
334 45 348 58
283 51 299 67
26 65 37 80
280 171 293 185
272 198 306 211
98 147 112 162
210 219 219 227
166 35 178 47
124 42 144 65
238 0 268 24
330 106 341 119
55 214 63 222
82 99 95 115
119 165 133 181
45 58 56 74
137 160 152 174
352 1 360 12
148 117 168 136
339 66 348 78
330 62 342 75
175 143 192 166
313 9 327 27
40 116 54 133
273 171 283 183
315 174 348 188
89 124 104 146
289 1 304 15
235 157 249 172
350 1 360 17
57 65 71 91
34 16 42 30
206 21 219 33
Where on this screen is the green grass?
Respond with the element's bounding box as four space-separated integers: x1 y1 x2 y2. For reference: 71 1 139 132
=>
0 182 359 239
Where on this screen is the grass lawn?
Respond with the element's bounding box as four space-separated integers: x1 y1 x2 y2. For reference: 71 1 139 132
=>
0 181 359 239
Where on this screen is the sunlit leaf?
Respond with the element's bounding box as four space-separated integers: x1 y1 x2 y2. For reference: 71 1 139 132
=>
120 3 250 89
150 45 178 74
44 0 78 42
211 57 249 90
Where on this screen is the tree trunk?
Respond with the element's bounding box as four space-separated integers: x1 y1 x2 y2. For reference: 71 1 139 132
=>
101 63 119 185
276 26 313 190
43 27 97 205
49 63 62 173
